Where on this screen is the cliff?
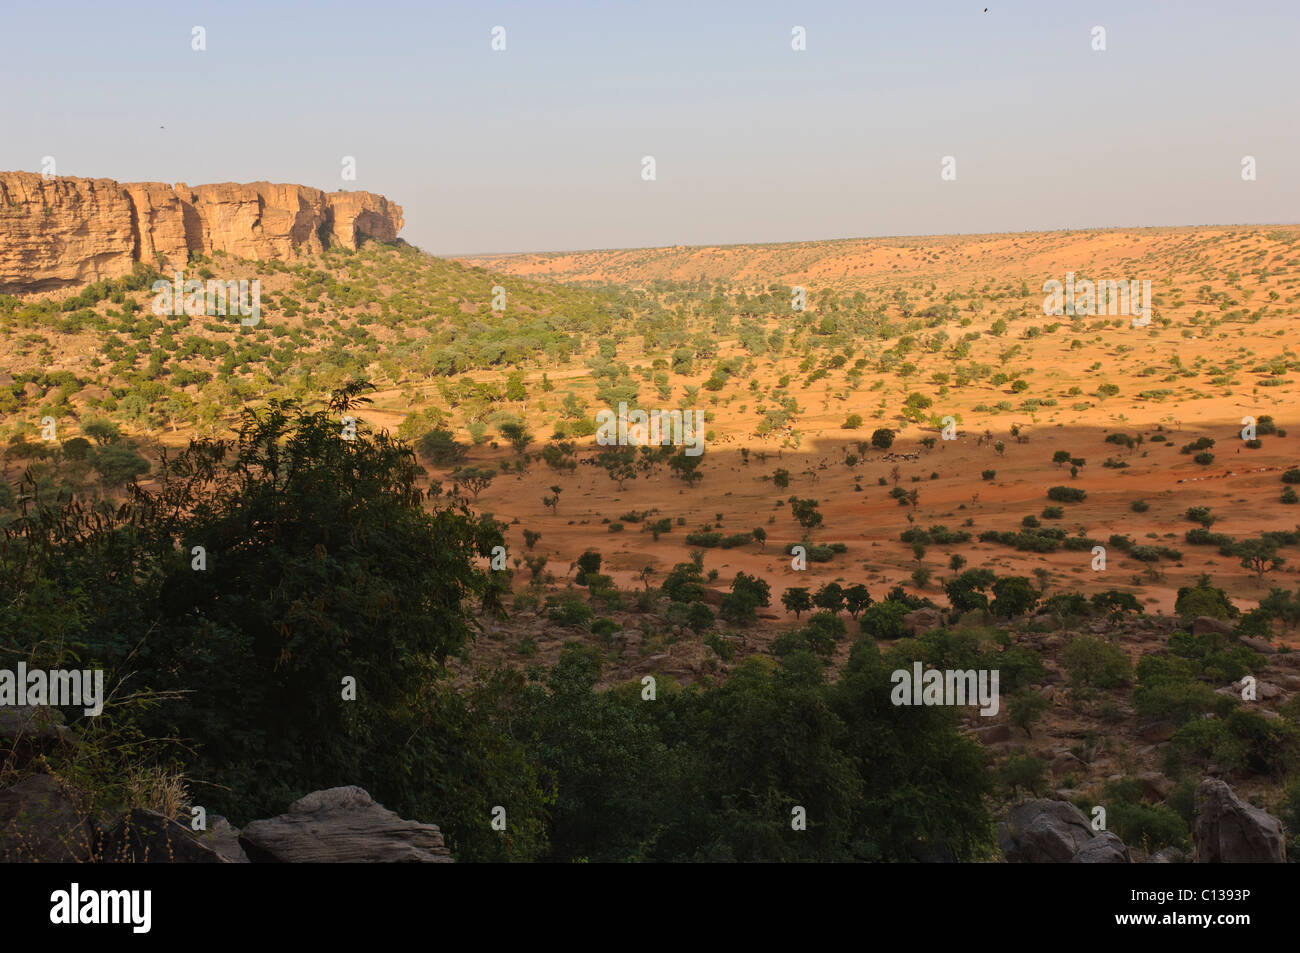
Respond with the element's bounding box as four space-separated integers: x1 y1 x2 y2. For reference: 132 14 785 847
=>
0 172 404 293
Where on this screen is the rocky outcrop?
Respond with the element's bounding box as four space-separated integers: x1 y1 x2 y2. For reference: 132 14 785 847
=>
95 808 247 863
0 171 403 293
239 786 454 863
0 773 90 862
998 799 1131 863
1192 779 1286 863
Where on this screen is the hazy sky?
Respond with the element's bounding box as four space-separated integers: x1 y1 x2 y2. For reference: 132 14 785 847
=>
3 1 1297 254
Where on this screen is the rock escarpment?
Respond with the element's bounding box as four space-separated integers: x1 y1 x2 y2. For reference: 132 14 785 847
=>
0 172 403 293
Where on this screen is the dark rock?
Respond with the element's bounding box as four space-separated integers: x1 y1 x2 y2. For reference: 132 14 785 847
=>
96 808 233 863
1238 636 1276 655
1193 779 1285 863
1137 772 1173 802
998 799 1131 863
0 773 90 862
903 608 943 635
239 786 453 863
1139 720 1176 743
973 724 1011 745
1145 846 1188 863
1071 831 1131 863
1192 616 1235 637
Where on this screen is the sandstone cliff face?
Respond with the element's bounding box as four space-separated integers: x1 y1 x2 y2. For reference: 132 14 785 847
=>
0 172 403 293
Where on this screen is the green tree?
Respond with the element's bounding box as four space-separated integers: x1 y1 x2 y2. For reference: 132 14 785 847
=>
782 587 813 619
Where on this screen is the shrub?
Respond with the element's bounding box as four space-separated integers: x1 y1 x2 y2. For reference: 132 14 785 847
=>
1061 637 1131 690
1046 485 1086 503
859 600 909 640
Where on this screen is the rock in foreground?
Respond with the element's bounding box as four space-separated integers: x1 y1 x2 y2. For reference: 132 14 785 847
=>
239 786 453 863
998 799 1131 863
1193 779 1286 863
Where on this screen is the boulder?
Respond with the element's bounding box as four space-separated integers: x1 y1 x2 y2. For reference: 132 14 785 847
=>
1137 772 1173 802
1192 616 1235 637
903 608 942 635
998 799 1131 863
1139 720 1176 744
96 808 240 863
0 704 70 744
973 724 1011 745
1192 779 1285 863
0 773 90 862
1051 752 1086 777
1238 636 1276 655
0 705 72 769
1145 847 1189 864
193 815 249 863
239 786 453 863
1071 831 1132 863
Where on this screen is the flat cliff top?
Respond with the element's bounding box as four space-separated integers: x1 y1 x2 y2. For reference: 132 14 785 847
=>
0 172 403 294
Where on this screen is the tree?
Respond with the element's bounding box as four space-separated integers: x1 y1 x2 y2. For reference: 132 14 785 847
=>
662 558 705 603
498 421 533 457
1061 637 1131 690
752 527 767 550
418 426 468 467
781 587 813 619
451 466 496 501
543 484 563 513
2 384 546 858
1008 691 1049 738
814 582 845 615
858 599 909 639
990 576 1038 618
721 572 771 623
1235 538 1285 582
944 568 997 617
790 498 823 531
504 370 528 405
61 436 91 461
576 550 603 586
843 584 873 620
89 442 151 487
1091 589 1143 620
668 450 704 486
1174 575 1238 620
871 428 894 449
598 445 639 490
82 419 121 445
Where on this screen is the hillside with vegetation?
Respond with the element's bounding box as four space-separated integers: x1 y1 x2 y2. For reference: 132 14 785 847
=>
5 225 1300 862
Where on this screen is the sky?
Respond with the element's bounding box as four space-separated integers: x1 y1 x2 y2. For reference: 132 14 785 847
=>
2 0 1297 255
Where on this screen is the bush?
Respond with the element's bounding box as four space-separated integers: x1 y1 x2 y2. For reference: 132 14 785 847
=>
1061 636 1131 690
1046 485 1086 503
1001 753 1047 796
548 595 595 627
89 442 151 487
859 600 909 640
